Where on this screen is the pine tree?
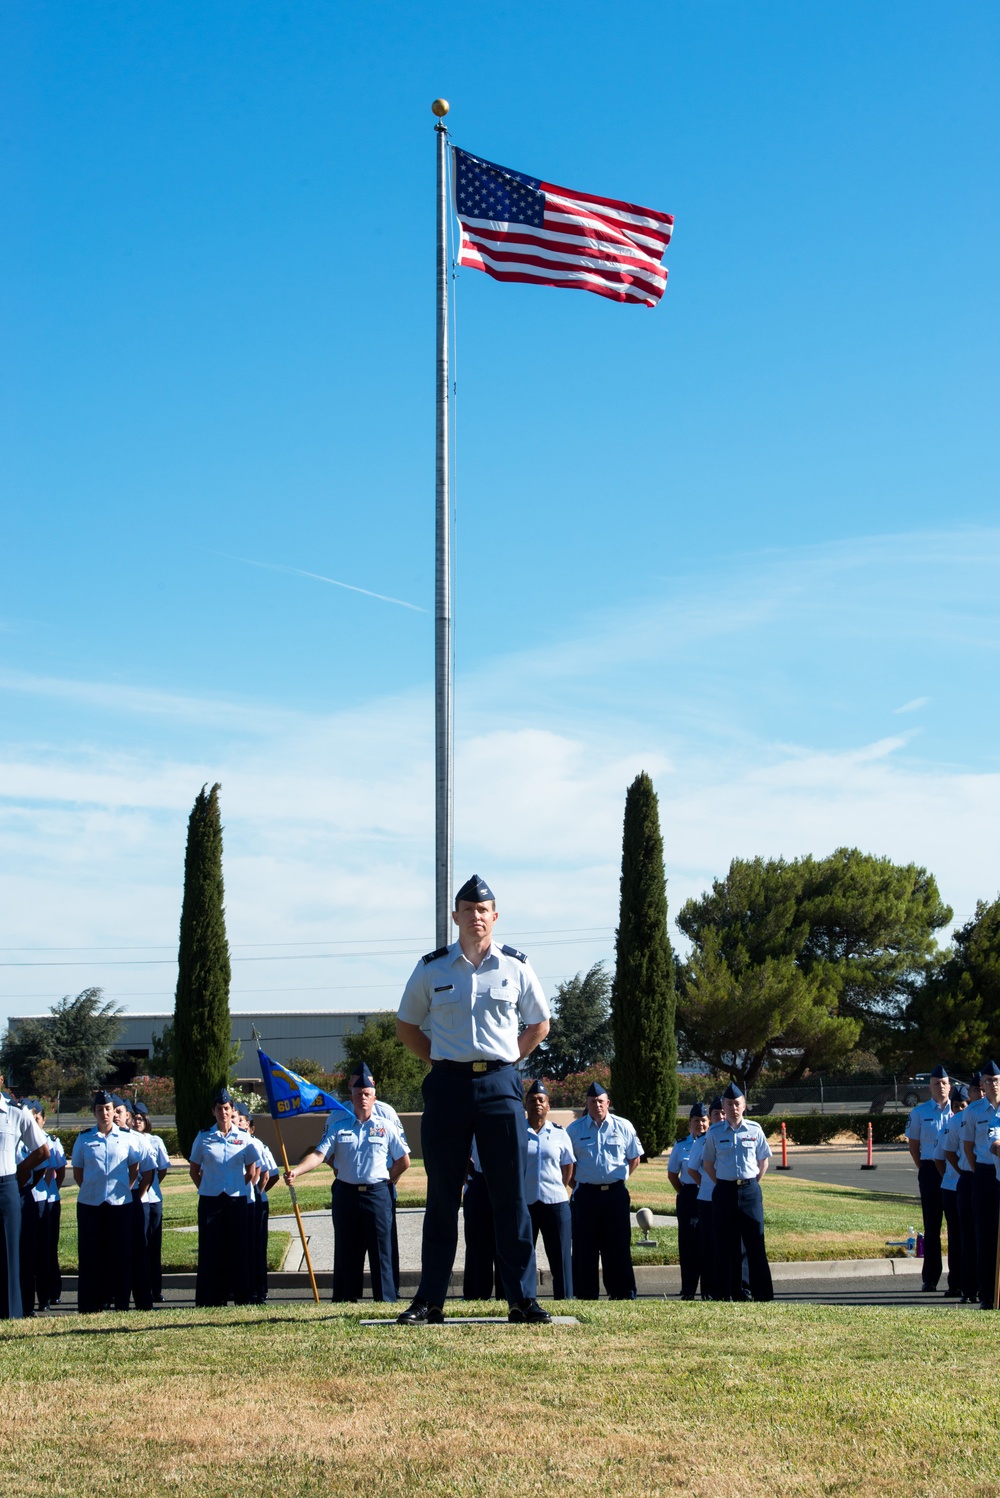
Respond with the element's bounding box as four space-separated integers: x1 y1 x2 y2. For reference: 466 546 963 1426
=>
174 783 232 1156
611 772 677 1156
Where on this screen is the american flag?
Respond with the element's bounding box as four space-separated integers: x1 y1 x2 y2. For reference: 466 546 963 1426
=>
453 147 673 309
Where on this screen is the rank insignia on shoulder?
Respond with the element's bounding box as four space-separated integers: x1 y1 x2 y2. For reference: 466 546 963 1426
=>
500 944 527 962
422 946 450 965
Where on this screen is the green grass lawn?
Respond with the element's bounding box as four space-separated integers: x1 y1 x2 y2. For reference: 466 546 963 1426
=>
0 1300 994 1497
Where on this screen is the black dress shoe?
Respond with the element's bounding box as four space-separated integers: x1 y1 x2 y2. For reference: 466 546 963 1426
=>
508 1298 552 1324
396 1299 444 1325
920 1284 938 1292
943 1288 962 1297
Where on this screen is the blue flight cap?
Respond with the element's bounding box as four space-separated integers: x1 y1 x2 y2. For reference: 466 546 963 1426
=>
952 1084 968 1103
351 1063 375 1088
212 1087 233 1106
930 1064 949 1080
722 1082 745 1101
971 1071 983 1086
92 1089 113 1108
526 1079 548 1097
586 1081 608 1099
30 1100 45 1115
133 1100 149 1117
454 873 495 905
981 1061 1000 1078
689 1102 708 1119
709 1095 724 1112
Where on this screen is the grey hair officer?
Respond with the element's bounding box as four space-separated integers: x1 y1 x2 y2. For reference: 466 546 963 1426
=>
904 1063 952 1293
395 875 551 1326
565 1081 643 1300
701 1082 773 1302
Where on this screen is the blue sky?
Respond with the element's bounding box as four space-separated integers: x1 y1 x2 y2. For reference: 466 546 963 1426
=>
1 3 997 1033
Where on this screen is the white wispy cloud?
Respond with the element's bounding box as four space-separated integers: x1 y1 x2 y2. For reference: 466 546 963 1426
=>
894 697 930 714
221 554 427 613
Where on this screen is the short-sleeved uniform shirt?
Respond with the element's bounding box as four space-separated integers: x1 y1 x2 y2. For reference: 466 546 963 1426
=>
140 1133 171 1204
960 1096 991 1162
189 1128 256 1197
45 1133 67 1203
398 940 549 1063
686 1133 715 1201
316 1110 408 1186
905 1099 952 1160
935 1111 968 1190
525 1119 575 1205
0 1096 46 1175
667 1133 702 1187
969 1102 1000 1168
565 1113 643 1188
72 1125 147 1206
701 1117 772 1181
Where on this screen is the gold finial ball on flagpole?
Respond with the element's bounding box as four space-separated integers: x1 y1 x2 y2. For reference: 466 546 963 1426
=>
431 98 450 118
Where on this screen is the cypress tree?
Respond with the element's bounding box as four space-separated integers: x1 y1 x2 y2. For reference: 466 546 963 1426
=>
174 783 232 1156
611 771 677 1156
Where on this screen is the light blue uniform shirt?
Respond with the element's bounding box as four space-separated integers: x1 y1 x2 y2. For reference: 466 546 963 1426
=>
525 1120 574 1205
701 1118 772 1180
72 1124 147 1206
0 1096 46 1176
960 1095 990 1161
667 1133 701 1187
935 1111 970 1188
398 940 549 1064
140 1133 171 1204
905 1099 952 1160
316 1111 409 1185
189 1127 256 1197
565 1113 643 1187
686 1133 715 1202
45 1134 67 1203
970 1102 1000 1167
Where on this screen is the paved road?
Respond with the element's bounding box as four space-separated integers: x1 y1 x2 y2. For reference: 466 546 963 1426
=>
772 1146 920 1196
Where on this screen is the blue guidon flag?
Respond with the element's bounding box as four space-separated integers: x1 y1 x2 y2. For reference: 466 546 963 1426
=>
453 147 673 308
255 1045 354 1122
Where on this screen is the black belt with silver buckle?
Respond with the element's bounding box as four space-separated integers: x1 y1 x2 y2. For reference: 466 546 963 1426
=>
432 1059 513 1075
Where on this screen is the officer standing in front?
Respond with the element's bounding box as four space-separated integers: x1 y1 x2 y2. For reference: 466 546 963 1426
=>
72 1089 151 1313
970 1060 1000 1309
524 1080 574 1300
348 1063 404 1291
701 1081 773 1302
189 1088 258 1307
395 875 552 1325
668 1103 709 1299
904 1063 952 1293
566 1081 643 1300
286 1063 410 1302
0 1083 47 1319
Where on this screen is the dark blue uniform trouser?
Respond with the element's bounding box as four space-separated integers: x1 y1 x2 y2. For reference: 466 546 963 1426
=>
713 1179 773 1301
676 1184 701 1297
418 1062 535 1308
195 1195 251 1307
917 1160 944 1289
77 1202 132 1312
463 1169 502 1298
0 1177 23 1319
957 1172 978 1299
331 1179 396 1301
147 1199 163 1300
19 1188 39 1314
130 1192 153 1309
529 1199 573 1299
974 1164 999 1309
571 1181 636 1300
252 1192 270 1301
941 1186 961 1293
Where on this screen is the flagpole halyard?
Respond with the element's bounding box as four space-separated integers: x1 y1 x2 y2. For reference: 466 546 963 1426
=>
433 98 453 949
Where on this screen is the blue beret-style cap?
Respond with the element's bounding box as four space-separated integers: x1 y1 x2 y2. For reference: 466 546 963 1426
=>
952 1084 968 1103
92 1089 114 1108
709 1095 724 1112
454 873 495 904
930 1064 949 1080
132 1100 149 1117
110 1094 125 1109
722 1082 745 1100
351 1062 375 1088
971 1071 983 1085
981 1061 1000 1078
212 1087 233 1106
526 1079 548 1097
689 1102 708 1119
586 1081 608 1099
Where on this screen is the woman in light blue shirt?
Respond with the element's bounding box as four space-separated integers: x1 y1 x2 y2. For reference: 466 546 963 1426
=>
72 1090 152 1313
189 1089 257 1307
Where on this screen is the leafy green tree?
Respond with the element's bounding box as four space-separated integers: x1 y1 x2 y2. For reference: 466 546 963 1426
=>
149 1022 175 1078
173 783 233 1156
0 987 123 1091
526 962 613 1080
907 898 1000 1069
0 1017 51 1090
340 1014 429 1109
610 772 677 1156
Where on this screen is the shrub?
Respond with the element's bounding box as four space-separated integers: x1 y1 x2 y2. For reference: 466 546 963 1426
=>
536 1064 611 1109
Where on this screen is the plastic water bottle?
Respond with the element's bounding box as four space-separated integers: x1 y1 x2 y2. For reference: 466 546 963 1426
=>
905 1226 916 1257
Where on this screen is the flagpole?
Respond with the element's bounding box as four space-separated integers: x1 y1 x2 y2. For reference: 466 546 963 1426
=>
432 97 453 949
253 1029 320 1305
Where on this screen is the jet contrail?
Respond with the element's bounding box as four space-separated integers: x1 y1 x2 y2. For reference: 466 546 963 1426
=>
222 554 427 613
